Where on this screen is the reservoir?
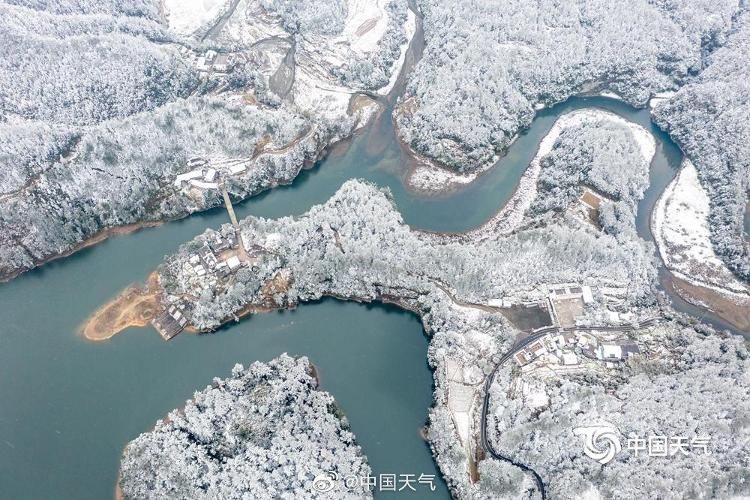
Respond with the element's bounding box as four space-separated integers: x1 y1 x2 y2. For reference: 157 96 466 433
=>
0 58 743 500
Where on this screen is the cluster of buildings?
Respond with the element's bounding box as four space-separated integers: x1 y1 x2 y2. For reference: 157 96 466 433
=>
508 283 642 370
151 230 245 340
513 329 641 370
152 303 190 341
174 158 220 190
187 231 243 280
175 157 251 191
178 47 234 74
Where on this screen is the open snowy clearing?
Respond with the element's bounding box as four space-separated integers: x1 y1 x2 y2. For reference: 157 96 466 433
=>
649 91 676 110
163 0 229 36
339 0 392 56
653 160 750 298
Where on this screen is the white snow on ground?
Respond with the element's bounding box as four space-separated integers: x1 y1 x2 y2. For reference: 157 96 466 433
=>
290 0 407 120
406 152 499 193
451 412 470 448
291 72 355 122
408 162 477 192
470 108 655 239
376 8 416 96
219 0 287 45
338 0 391 55
163 0 229 36
649 91 676 110
257 0 407 124
521 380 549 410
599 90 624 101
171 0 406 129
653 160 750 296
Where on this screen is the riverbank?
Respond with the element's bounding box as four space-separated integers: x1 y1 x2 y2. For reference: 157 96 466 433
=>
653 159 750 332
0 221 163 284
394 96 503 195
463 107 655 241
667 275 750 332
81 273 162 341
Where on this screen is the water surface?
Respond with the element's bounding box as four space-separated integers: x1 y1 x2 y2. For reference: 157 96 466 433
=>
1 79 745 500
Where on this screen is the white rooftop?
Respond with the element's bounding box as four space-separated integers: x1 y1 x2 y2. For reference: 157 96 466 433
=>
562 352 578 365
598 344 622 360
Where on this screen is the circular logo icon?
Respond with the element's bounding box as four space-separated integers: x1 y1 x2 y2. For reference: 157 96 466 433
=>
312 471 337 493
574 424 622 464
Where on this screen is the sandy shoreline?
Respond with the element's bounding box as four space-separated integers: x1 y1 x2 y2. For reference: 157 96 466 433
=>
81 272 162 341
667 275 750 333
652 159 750 332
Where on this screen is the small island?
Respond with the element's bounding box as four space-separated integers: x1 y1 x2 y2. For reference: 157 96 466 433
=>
118 354 371 499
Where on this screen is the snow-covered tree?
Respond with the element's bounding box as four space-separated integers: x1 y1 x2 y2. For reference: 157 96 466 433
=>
120 355 372 499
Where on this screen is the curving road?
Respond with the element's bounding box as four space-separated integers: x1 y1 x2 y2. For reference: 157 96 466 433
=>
479 331 549 499
478 318 660 499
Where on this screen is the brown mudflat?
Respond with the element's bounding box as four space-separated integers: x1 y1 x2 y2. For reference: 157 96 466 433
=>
81 273 161 341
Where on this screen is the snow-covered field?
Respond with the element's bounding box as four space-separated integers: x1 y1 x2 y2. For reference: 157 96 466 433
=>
339 0 391 55
471 108 655 238
649 91 675 110
163 0 229 36
653 160 750 297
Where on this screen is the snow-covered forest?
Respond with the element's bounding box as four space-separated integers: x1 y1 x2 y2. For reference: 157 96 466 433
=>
1 4 196 126
395 0 749 289
0 0 412 281
397 0 742 172
0 97 317 281
332 0 412 90
119 354 372 499
653 10 750 282
487 320 750 499
154 159 660 495
531 119 649 218
123 105 748 497
159 179 657 331
260 0 350 35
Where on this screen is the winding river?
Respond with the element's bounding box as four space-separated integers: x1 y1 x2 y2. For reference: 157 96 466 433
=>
0 7 747 500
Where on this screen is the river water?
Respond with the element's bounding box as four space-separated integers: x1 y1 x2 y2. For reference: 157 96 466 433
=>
0 92 727 499
2 13 747 500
